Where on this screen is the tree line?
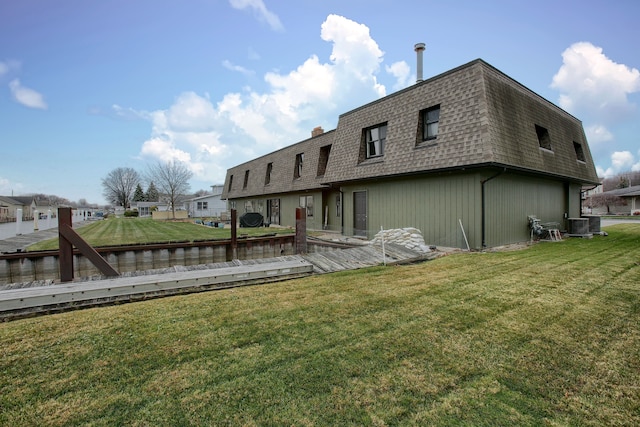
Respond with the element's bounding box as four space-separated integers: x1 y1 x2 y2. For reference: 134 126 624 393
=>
101 161 193 219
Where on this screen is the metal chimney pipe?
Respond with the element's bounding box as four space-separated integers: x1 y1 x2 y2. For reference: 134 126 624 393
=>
414 42 426 83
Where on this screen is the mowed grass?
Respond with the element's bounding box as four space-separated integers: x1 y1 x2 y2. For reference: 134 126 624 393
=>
2 224 639 426
27 217 292 251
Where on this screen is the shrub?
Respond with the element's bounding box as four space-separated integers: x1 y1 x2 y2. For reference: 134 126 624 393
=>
124 210 139 217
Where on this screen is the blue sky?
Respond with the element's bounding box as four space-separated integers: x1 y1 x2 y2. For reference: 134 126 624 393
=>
1 0 639 205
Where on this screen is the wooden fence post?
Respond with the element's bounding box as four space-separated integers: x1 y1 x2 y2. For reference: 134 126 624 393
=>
295 207 307 254
230 209 237 260
58 207 74 282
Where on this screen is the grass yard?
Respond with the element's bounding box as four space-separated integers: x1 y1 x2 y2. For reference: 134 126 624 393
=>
2 224 639 426
27 217 293 251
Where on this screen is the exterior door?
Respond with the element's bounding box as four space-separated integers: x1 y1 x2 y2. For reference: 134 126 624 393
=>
353 191 367 237
267 199 280 225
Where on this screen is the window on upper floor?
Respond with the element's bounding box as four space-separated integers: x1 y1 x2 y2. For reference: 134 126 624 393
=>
363 123 387 160
535 125 552 151
294 153 304 179
573 141 586 162
317 145 331 176
420 105 440 142
265 162 273 185
243 170 250 189
228 175 233 192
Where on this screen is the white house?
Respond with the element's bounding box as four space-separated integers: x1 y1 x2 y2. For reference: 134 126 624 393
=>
186 185 227 218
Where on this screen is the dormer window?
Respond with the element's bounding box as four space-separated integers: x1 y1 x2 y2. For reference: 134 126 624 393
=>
243 170 249 189
422 105 440 141
364 123 387 159
573 141 586 162
535 125 552 151
265 162 273 185
294 153 304 179
317 145 331 176
228 175 233 192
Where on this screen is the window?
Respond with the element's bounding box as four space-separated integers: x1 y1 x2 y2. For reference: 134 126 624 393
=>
421 105 440 141
336 194 341 217
535 125 552 151
197 201 208 210
265 162 273 185
573 141 586 162
294 153 304 178
243 170 250 189
244 200 253 212
317 145 331 176
228 175 233 192
299 195 313 217
365 124 387 158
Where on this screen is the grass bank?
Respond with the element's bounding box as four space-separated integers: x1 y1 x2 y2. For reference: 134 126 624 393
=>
2 224 639 426
28 217 292 251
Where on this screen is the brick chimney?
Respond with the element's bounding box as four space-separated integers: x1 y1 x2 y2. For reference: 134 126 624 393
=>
311 126 324 138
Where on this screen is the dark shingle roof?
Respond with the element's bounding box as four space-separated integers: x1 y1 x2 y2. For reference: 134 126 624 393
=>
223 59 599 200
222 130 335 199
322 59 598 185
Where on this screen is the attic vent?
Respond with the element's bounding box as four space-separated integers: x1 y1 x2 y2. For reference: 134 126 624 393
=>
535 125 552 151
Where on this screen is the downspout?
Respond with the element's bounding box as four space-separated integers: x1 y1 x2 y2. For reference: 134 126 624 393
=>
481 168 506 249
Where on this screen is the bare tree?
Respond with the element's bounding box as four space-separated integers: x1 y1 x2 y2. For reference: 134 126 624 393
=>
101 167 141 209
588 193 626 214
146 161 193 219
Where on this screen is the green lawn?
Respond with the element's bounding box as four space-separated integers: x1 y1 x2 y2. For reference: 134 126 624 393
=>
27 217 293 251
2 224 639 426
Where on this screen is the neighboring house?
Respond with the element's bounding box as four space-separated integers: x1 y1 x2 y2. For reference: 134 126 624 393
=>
221 59 599 249
131 201 169 217
186 185 227 218
590 185 640 215
0 196 35 220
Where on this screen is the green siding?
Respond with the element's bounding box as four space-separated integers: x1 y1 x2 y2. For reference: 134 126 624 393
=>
341 172 483 249
228 190 339 231
483 173 569 247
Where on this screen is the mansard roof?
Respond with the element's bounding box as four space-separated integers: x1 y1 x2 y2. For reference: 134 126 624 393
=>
321 59 599 185
223 59 599 200
222 130 335 199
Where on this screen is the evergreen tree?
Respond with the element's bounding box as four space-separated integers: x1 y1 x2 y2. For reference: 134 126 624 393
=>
146 182 159 202
132 184 146 202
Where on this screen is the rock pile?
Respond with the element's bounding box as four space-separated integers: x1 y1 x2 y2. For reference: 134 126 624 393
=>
370 227 431 253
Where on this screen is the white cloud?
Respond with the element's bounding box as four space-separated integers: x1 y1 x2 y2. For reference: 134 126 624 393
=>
0 59 20 77
8 78 47 109
386 61 412 91
131 15 388 185
222 60 255 77
596 150 636 177
585 124 613 145
551 42 640 124
321 14 386 97
229 0 283 32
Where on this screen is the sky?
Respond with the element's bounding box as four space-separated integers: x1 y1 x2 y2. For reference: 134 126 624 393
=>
1 0 639 205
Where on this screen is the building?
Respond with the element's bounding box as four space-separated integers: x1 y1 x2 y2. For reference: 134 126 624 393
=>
0 196 62 221
186 185 227 218
589 185 640 215
222 58 599 249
